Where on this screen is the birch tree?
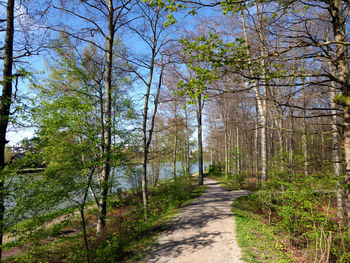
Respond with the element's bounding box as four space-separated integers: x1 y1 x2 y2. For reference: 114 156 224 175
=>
50 0 133 233
126 0 170 219
0 0 50 257
0 1 14 257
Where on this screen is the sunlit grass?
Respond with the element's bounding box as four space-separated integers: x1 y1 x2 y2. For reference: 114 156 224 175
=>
232 196 294 263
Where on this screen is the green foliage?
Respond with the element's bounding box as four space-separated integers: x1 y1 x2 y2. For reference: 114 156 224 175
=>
221 0 256 15
234 169 350 261
207 163 248 190
334 94 350 107
2 36 137 262
177 33 249 105
232 196 294 262
122 166 142 193
3 175 205 262
143 0 199 26
221 0 296 15
208 163 222 177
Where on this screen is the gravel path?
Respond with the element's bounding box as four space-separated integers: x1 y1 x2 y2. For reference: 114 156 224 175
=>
145 178 250 263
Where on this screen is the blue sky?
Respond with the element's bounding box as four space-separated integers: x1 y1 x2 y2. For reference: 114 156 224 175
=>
4 0 223 146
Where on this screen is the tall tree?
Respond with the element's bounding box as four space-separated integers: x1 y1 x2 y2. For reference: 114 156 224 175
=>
0 0 14 258
327 0 350 225
51 0 132 233
125 0 171 219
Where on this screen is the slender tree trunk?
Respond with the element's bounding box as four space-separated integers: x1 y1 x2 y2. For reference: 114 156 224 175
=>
254 99 259 186
329 0 350 225
256 3 268 189
302 61 309 176
99 85 105 152
326 24 344 218
140 7 163 220
241 8 267 189
224 114 229 179
173 138 177 179
97 0 114 235
197 93 203 185
289 109 295 178
329 65 344 219
0 0 14 258
184 107 190 177
141 59 164 220
236 126 240 174
273 83 284 173
173 99 178 179
229 126 233 175
151 131 160 187
80 168 95 263
277 120 284 171
141 45 156 222
142 93 152 219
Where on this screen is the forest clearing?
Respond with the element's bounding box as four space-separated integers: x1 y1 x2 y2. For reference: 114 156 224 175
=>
1 0 350 262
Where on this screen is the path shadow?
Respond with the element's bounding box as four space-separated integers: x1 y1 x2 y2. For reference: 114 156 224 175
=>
146 232 221 262
145 178 249 262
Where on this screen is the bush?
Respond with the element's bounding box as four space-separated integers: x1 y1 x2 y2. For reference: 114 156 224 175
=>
235 171 350 262
208 164 222 177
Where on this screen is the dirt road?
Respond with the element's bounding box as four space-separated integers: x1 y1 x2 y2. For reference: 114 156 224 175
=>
145 178 249 263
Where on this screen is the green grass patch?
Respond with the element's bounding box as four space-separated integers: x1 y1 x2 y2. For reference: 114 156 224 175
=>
232 195 294 263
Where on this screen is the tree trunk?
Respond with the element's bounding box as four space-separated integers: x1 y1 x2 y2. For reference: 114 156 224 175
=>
141 58 163 220
197 93 203 185
173 99 178 179
80 168 94 263
184 107 190 177
343 109 350 224
236 126 240 175
241 7 267 189
96 0 114 235
0 0 14 258
256 3 268 189
331 87 343 218
254 99 259 186
141 48 156 222
289 109 295 177
224 114 229 179
329 0 350 225
328 53 344 218
151 131 160 187
302 61 309 176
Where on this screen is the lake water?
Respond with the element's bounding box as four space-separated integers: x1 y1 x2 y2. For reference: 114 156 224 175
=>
4 162 208 225
113 162 208 191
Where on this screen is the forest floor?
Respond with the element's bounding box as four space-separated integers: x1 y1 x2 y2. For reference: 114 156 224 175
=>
144 178 250 263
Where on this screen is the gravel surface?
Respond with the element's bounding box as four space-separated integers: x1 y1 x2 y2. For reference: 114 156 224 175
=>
145 178 250 263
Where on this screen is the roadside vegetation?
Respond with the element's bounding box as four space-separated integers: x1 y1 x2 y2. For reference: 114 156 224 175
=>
3 176 205 262
207 164 350 263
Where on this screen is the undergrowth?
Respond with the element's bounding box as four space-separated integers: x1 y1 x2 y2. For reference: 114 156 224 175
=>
206 163 350 262
4 176 206 263
232 197 294 262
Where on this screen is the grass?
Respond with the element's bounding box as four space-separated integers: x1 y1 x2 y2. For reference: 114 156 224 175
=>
232 196 294 263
